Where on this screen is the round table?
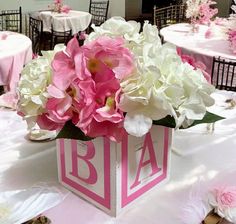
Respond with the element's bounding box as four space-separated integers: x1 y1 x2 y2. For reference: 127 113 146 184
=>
160 23 236 74
0 31 32 108
38 10 92 35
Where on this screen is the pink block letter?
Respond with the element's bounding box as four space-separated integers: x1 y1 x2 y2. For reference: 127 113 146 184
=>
130 132 161 189
70 140 98 185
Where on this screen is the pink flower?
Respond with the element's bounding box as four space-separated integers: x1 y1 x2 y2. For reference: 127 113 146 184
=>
205 28 213 39
208 186 236 222
54 0 62 4
52 37 81 90
213 187 236 209
60 5 71 13
43 37 133 141
83 36 134 80
76 61 125 142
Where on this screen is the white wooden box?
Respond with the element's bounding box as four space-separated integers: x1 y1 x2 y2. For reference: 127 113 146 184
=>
56 125 172 216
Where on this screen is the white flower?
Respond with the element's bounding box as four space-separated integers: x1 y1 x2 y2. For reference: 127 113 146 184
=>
17 45 65 129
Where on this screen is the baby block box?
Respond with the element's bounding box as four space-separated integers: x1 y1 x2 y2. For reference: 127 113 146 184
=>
56 125 172 216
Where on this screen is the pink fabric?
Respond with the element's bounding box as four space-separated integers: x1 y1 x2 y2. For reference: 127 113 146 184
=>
0 32 32 108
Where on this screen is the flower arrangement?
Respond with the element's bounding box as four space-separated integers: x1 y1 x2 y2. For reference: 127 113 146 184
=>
49 0 71 14
186 0 218 25
17 17 222 142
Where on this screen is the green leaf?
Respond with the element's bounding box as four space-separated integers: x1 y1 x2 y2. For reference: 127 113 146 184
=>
153 115 176 128
181 111 225 129
153 111 224 129
56 120 94 141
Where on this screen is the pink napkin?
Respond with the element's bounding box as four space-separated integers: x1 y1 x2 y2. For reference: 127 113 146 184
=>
0 33 8 40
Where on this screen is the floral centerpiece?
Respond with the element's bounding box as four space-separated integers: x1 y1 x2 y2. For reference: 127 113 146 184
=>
186 0 218 26
48 0 71 14
17 17 223 142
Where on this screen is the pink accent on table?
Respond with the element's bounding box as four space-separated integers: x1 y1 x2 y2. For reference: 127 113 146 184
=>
57 125 172 216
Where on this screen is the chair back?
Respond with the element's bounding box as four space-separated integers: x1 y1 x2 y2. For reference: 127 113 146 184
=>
51 27 72 49
1 7 22 33
29 16 43 54
211 57 236 91
89 0 109 26
153 4 186 30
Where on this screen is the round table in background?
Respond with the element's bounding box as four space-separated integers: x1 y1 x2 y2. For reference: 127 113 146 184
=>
0 31 32 108
160 23 236 74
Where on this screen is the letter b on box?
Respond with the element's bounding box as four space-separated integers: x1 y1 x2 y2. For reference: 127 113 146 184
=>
57 125 172 216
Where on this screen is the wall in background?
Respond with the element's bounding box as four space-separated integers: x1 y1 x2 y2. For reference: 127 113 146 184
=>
216 0 230 17
125 0 142 20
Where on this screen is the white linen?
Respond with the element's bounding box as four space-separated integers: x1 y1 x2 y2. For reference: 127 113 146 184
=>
0 90 236 223
160 23 236 76
39 10 92 34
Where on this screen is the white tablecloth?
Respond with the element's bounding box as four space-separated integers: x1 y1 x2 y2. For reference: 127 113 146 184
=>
38 10 92 34
160 23 236 75
0 90 236 223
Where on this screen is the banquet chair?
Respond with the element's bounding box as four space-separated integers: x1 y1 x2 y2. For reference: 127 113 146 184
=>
89 0 109 27
211 57 236 91
153 4 187 30
51 27 72 49
1 7 22 33
29 16 44 54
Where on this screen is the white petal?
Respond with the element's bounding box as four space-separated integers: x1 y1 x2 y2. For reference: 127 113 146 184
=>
124 114 152 137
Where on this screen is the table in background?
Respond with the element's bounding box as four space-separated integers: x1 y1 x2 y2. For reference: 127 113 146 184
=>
0 31 32 108
160 23 236 75
0 90 236 223
31 10 92 35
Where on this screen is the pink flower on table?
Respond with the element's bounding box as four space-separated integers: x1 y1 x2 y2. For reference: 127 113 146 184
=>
54 0 62 4
205 28 213 39
228 30 236 54
208 186 236 223
199 2 218 25
83 36 134 80
60 5 71 13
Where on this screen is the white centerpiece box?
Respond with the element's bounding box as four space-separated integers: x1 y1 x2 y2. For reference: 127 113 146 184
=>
57 125 172 216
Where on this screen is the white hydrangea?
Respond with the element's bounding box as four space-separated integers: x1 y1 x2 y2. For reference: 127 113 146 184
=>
17 45 65 129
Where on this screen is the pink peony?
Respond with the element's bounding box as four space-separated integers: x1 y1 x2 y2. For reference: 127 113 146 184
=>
41 36 133 141
213 187 236 209
76 61 125 142
83 36 134 80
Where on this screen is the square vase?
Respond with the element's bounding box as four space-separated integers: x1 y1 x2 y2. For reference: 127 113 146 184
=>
56 125 172 216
